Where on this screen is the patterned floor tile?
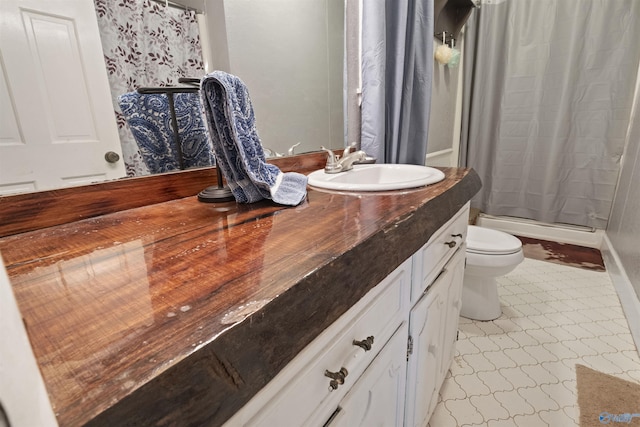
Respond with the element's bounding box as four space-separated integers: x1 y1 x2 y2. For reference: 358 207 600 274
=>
517 387 560 412
498 367 537 388
512 413 545 426
477 370 514 393
493 390 536 417
430 256 640 427
454 373 491 397
470 395 510 421
520 364 559 386
538 408 578 426
444 398 484 426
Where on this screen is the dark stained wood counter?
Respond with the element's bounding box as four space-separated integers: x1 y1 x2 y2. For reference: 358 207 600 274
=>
0 159 481 427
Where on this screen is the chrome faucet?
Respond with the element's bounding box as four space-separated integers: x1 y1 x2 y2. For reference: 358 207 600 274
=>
321 146 368 174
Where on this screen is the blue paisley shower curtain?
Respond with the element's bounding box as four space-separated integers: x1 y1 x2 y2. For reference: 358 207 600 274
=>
93 0 205 176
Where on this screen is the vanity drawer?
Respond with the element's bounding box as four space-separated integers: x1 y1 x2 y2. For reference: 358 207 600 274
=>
225 257 411 427
411 202 469 302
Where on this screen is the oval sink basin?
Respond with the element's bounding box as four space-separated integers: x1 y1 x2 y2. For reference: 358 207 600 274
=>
307 164 445 192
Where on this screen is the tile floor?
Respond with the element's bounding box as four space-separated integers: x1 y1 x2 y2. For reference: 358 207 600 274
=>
429 257 640 427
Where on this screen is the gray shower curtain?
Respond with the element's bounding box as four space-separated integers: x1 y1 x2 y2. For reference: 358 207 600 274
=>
360 0 434 165
460 0 640 229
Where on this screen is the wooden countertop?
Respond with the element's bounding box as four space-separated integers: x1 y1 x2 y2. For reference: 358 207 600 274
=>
0 159 480 426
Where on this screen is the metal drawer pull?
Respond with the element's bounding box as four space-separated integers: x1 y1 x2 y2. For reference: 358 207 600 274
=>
445 240 457 248
353 336 374 351
325 335 374 391
451 233 463 238
325 367 348 390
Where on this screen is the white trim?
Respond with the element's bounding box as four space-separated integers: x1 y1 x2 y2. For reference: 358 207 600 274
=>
451 30 465 168
476 214 604 248
601 235 640 357
425 148 454 167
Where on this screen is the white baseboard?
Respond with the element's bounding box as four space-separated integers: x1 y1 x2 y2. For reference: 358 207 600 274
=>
601 235 640 356
476 214 604 249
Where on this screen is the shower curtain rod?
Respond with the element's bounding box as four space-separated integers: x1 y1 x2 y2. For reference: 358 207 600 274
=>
149 0 203 14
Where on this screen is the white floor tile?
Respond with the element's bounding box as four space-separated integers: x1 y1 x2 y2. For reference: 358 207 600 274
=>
520 364 559 386
444 398 484 426
430 255 640 427
561 339 599 357
589 334 628 350
538 408 578 426
427 399 458 427
488 335 521 350
541 326 578 341
454 373 491 397
468 336 501 352
512 412 546 427
540 341 579 360
602 351 640 372
498 367 537 388
481 350 518 369
517 387 560 412
477 370 514 393
506 331 539 347
540 382 576 408
493 390 535 417
470 394 510 422
463 353 499 372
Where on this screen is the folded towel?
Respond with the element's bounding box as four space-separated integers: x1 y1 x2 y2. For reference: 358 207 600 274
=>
200 71 308 206
119 91 214 173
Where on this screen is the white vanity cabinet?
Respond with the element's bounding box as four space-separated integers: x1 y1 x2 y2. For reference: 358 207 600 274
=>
224 258 412 427
224 203 470 427
405 203 469 427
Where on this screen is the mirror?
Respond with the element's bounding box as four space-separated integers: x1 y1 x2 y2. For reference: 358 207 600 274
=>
0 0 345 195
207 0 345 158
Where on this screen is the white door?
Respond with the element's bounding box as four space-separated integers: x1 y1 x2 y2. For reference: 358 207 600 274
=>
0 0 125 195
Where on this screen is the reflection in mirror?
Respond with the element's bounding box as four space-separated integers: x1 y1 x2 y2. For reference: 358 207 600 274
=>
0 0 345 196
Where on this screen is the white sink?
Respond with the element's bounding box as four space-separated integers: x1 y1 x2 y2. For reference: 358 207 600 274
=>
307 164 445 192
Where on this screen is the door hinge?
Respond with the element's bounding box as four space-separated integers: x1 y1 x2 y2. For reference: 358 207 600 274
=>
457 330 460 341
406 335 414 360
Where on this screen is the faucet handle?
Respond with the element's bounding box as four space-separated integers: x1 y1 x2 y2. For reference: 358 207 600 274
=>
321 146 337 165
342 142 357 158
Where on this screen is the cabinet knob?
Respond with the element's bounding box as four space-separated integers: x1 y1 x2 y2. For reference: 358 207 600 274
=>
353 336 375 351
444 240 457 248
451 233 463 238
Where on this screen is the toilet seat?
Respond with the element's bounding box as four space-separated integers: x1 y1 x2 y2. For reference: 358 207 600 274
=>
466 225 522 255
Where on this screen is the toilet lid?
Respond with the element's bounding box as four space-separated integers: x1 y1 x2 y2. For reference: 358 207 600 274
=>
466 225 523 255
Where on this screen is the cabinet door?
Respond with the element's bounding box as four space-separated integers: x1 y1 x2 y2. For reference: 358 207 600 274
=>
440 247 466 380
405 247 466 427
324 324 408 427
404 279 445 427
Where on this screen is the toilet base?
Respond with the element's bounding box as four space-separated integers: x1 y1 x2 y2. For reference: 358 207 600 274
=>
460 274 502 321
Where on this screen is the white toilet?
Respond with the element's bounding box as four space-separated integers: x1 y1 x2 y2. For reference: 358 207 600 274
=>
461 226 524 321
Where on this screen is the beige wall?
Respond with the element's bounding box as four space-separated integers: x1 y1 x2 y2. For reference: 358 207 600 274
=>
205 0 344 156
